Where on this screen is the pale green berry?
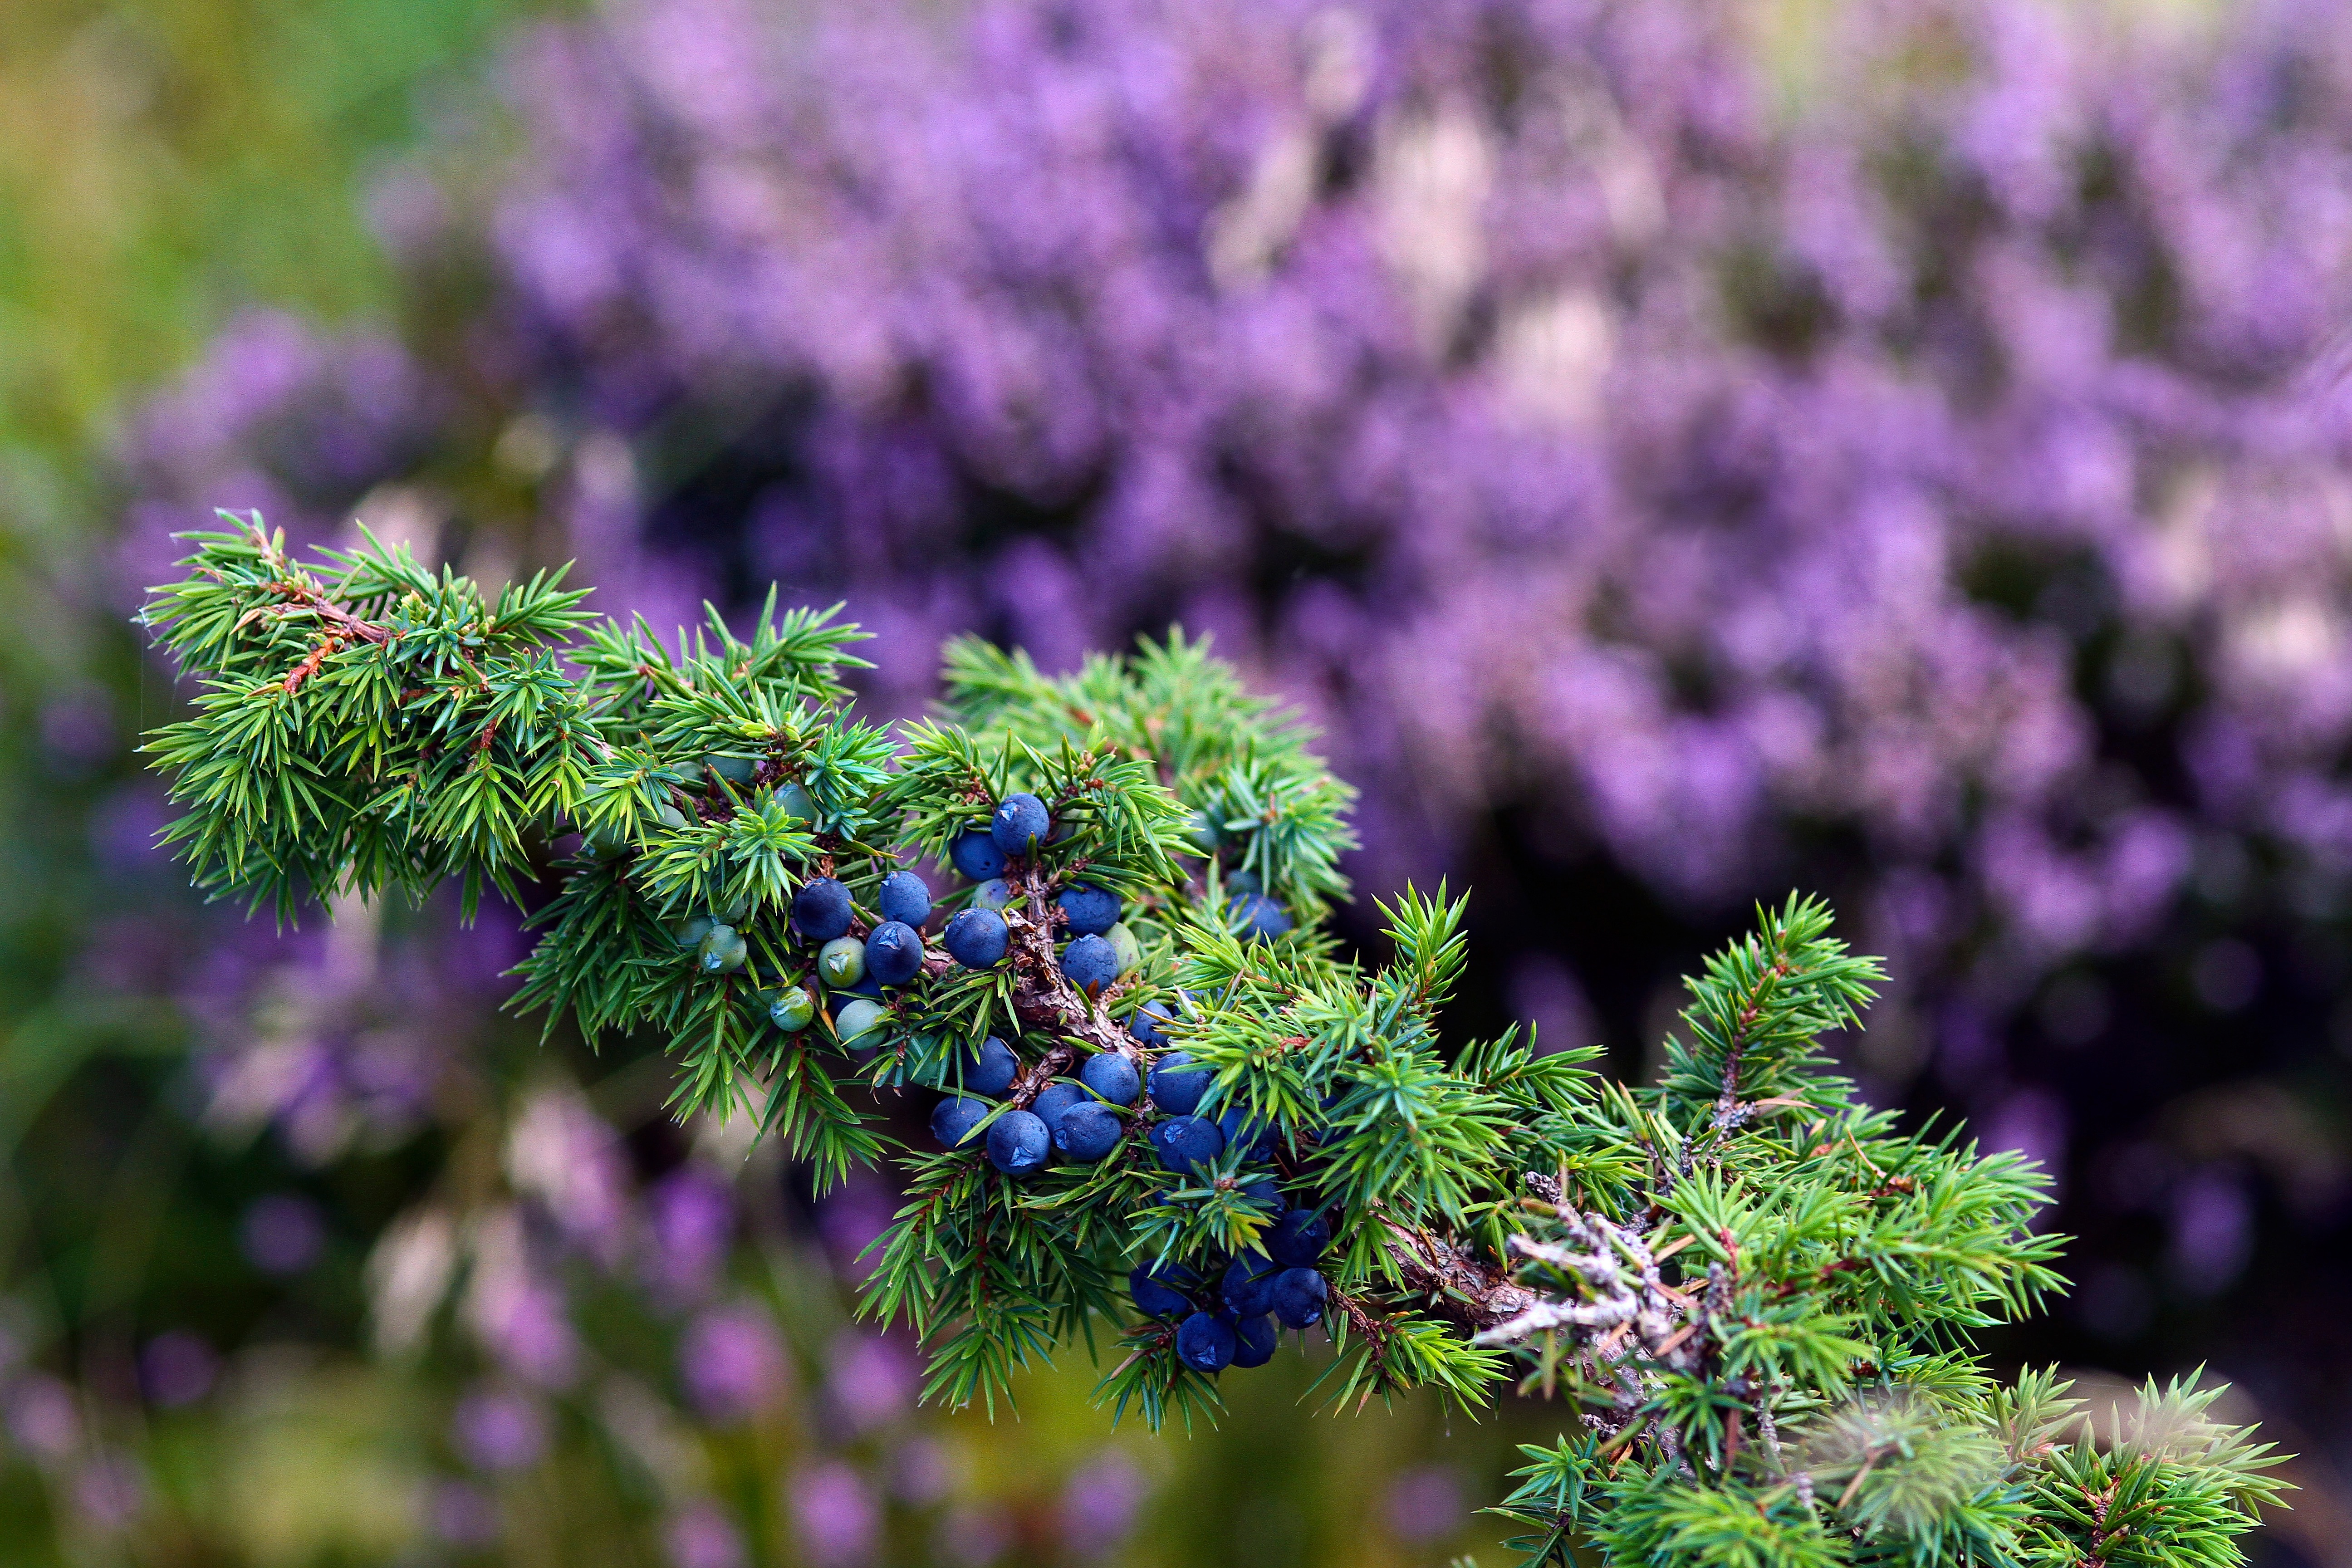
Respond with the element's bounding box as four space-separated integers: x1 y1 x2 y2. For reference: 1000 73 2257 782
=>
818 936 866 989
698 925 748 975
670 913 715 950
1105 921 1142 975
834 997 887 1044
768 985 816 1032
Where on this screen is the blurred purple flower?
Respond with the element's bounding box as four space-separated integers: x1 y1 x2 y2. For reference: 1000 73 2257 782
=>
139 1332 220 1408
429 1478 504 1547
665 1500 748 1568
5 1373 82 1460
1058 1451 1147 1558
680 1303 789 1421
239 1193 327 1275
72 1453 144 1532
452 1387 548 1472
643 1167 735 1303
790 1460 879 1568
824 1330 915 1433
1386 1464 1465 1544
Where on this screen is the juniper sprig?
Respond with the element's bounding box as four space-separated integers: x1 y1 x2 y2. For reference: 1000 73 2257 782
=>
139 514 2285 1567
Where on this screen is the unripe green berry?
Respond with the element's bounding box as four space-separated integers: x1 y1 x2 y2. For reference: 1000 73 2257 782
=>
775 781 816 823
768 984 816 1032
698 925 748 974
818 936 866 989
671 913 715 950
834 997 887 1044
1104 921 1142 975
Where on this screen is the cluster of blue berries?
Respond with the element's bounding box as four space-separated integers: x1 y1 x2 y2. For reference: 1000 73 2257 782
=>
926 1037 1141 1171
1130 1205 1332 1374
938 793 1143 993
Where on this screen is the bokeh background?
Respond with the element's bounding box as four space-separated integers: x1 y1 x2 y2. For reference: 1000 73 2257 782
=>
5 0 2352 1561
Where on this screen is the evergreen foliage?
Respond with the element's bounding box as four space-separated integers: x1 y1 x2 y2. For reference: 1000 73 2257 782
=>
140 515 2286 1566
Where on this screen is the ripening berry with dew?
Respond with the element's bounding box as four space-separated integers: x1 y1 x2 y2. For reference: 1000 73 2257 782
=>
1061 934 1120 994
985 1109 1050 1175
1176 1311 1236 1373
1231 1314 1278 1368
1148 1115 1225 1175
1029 1082 1088 1134
877 870 931 927
1056 883 1120 936
864 921 924 986
818 936 866 989
1052 1100 1122 1161
1078 1051 1139 1106
792 877 854 940
974 877 1014 911
833 998 887 1046
958 1036 1019 1098
774 781 816 823
949 829 1007 881
1129 1264 1195 1318
1271 1268 1326 1328
768 985 816 1032
930 1096 987 1149
990 793 1050 858
943 908 1009 969
1266 1209 1329 1268
697 925 748 975
1147 1051 1210 1115
1221 1252 1278 1318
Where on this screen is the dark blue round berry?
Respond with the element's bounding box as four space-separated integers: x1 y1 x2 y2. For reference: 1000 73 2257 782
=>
1266 1209 1330 1269
1214 1103 1277 1162
1149 1115 1226 1175
1221 1251 1278 1318
959 1036 1019 1098
1029 1082 1088 1134
1231 892 1292 941
1078 1051 1140 1107
864 920 925 986
791 877 854 941
1239 1174 1279 1210
943 908 1009 969
1176 1311 1236 1373
1056 883 1121 937
877 870 932 928
949 830 1008 881
1147 1051 1211 1115
1271 1268 1327 1328
974 878 1015 911
985 1109 1050 1175
1053 1101 1122 1161
1060 934 1120 995
1129 1264 1195 1319
1130 997 1180 1047
1231 1314 1278 1368
931 1096 987 1150
990 793 1051 858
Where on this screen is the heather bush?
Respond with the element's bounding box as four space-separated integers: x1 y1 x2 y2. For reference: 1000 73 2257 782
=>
93 0 2352 1553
